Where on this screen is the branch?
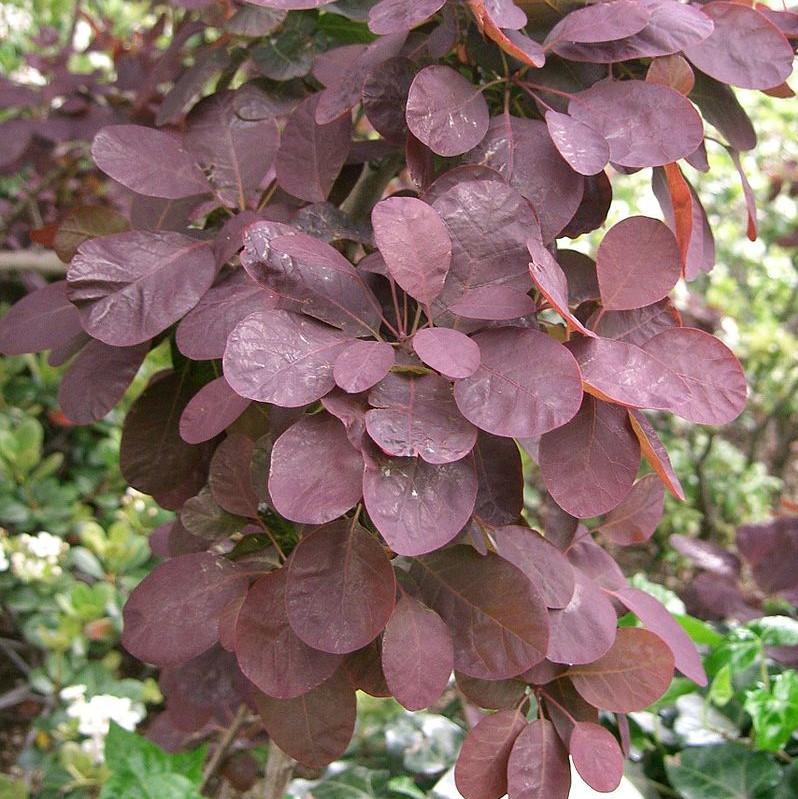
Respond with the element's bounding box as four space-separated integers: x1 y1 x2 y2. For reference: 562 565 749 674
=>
262 742 295 799
339 153 403 221
199 704 249 794
0 250 66 276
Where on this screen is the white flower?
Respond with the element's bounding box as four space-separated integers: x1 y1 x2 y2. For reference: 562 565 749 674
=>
25 532 67 560
60 684 88 702
0 549 8 573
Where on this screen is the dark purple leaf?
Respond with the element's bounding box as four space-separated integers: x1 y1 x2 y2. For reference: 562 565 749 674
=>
539 396 640 518
569 722 624 793
275 94 352 202
0 281 83 356
382 594 453 710
286 519 396 654
67 231 216 346
449 285 536 321
454 709 527 799
321 390 368 450
269 412 363 524
454 327 583 438
472 432 523 526
179 377 250 444
223 310 350 406
683 2 793 90
371 196 452 306
91 124 208 199
254 670 356 768
591 299 681 347
599 474 664 546
737 517 798 595
568 628 675 712
59 340 148 424
243 0 337 11
334 340 395 393
628 410 685 500
506 719 571 799
235 569 342 698
495 525 575 610
180 488 245 542
566 536 627 592
412 546 549 679
545 0 651 45
122 552 248 666
596 216 681 310
470 116 584 242
544 110 609 177
345 640 391 697
368 0 445 34
456 673 526 710
363 445 478 555
691 70 757 152
362 57 415 144
412 327 480 379
209 434 261 518
366 372 477 464
569 80 704 168
406 65 489 157
670 533 740 578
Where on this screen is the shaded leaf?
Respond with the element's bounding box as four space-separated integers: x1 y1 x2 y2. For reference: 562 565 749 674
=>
179 377 250 444
506 719 571 799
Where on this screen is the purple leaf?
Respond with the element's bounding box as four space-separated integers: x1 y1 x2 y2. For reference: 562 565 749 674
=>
567 536 627 592
569 80 704 168
372 196 453 307
412 546 549 679
208 434 261 517
59 340 149 424
591 299 681 347
223 310 350 406
176 268 278 361
362 57 416 144
683 2 793 90
241 0 336 8
628 410 685 500
545 0 651 45
368 0 446 34
599 474 665 546
275 94 352 202
568 628 675 712
670 533 740 578
470 116 584 243
122 552 248 666
454 327 583 438
321 390 368 450
92 125 208 199
334 340 395 393
507 719 571 799
406 65 489 157
412 327 480 379
363 445 478 555
597 216 681 310
68 231 216 346
382 594 453 711
449 285 536 321
544 110 610 177
235 569 342 699
569 722 624 793
472 432 523 526
179 377 250 444
494 525 576 610
285 519 396 654
268 413 364 524
0 281 84 356
478 0 527 30
737 517 798 596
366 372 477 464
559 250 599 305
454 709 527 799
456 673 526 710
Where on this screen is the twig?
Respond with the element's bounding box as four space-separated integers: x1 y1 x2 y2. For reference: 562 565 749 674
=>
339 153 402 221
0 250 66 275
199 703 249 793
262 742 296 799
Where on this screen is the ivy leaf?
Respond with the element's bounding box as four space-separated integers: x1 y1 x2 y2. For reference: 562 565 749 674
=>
744 672 798 752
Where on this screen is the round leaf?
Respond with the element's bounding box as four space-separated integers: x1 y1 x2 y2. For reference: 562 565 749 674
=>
569 722 624 793
334 340 395 393
412 327 480 379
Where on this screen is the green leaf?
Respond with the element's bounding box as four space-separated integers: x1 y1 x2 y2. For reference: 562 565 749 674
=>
630 572 686 613
100 723 206 799
708 663 734 707
676 614 724 647
747 616 798 647
310 766 391 798
666 744 781 799
776 760 798 799
0 774 28 799
704 628 762 679
317 13 377 44
648 676 698 712
744 671 798 752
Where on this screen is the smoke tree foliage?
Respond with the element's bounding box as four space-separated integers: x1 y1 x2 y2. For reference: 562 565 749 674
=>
1 0 796 795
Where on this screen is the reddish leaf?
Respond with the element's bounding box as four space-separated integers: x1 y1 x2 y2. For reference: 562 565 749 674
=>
544 111 609 177
597 216 680 310
590 300 680 347
569 722 624 793
454 327 583 439
53 206 130 263
661 162 694 271
269 413 364 524
411 546 549 679
599 474 665 546
382 594 453 711
334 340 395 393
59 340 148 424
569 80 703 168
568 628 675 712
91 124 208 199
539 396 640 519
406 65 489 157
683 2 793 90
344 640 391 697
223 310 350 406
67 231 216 346
728 147 758 241
235 569 342 699
472 432 523 526
544 0 650 45
628 410 685 500
494 525 575 609
454 709 527 799
285 520 396 654
275 94 352 202
647 54 695 95
363 445 478 555
209 434 261 518
412 327 480 379
455 673 526 710
736 517 798 596
449 285 536 321
179 377 250 444
506 719 571 799
368 0 445 34
371 196 452 306
254 670 356 768
122 552 248 666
